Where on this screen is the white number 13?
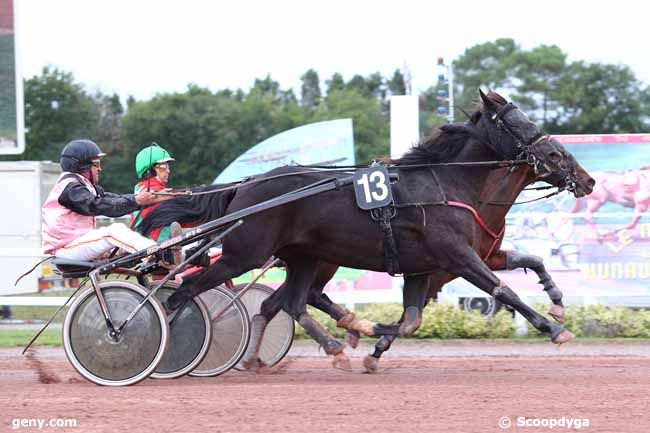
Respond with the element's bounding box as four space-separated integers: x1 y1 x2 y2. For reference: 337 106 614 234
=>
357 171 389 203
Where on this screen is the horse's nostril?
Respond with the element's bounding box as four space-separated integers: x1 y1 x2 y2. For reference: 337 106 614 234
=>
588 178 596 188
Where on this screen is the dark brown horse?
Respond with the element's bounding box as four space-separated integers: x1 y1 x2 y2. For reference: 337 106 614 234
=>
304 139 594 371
142 90 594 370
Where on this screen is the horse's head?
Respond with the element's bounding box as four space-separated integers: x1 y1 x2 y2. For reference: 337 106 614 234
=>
475 89 594 197
545 139 595 197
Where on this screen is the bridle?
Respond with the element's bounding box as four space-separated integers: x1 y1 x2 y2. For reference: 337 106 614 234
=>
485 102 578 194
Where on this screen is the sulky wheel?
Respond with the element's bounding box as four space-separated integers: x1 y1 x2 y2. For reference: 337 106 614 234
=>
150 281 212 379
189 285 250 377
63 280 169 386
232 283 294 370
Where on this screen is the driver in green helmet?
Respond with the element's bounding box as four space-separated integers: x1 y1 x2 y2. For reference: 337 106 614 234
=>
130 144 178 241
130 143 210 267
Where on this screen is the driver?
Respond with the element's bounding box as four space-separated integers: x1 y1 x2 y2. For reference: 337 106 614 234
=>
42 139 182 265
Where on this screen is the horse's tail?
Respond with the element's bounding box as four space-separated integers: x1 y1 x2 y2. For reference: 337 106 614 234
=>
137 186 237 237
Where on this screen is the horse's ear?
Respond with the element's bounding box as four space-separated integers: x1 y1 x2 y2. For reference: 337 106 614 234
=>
478 88 494 111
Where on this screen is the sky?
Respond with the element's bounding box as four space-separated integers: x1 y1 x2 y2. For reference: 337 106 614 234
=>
14 0 650 102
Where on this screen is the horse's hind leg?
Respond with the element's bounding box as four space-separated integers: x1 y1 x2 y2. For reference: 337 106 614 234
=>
240 281 287 370
242 256 351 371
308 291 362 349
305 261 362 348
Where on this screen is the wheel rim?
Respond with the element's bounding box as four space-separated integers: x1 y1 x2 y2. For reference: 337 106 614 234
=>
233 284 294 369
463 297 497 316
151 286 211 379
63 282 168 386
189 286 250 377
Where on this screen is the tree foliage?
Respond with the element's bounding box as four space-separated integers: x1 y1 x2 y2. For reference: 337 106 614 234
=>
449 39 650 132
21 67 98 161
10 40 650 193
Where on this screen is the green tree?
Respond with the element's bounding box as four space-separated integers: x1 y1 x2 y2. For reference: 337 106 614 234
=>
21 67 98 161
118 80 306 191
513 45 566 124
452 38 521 110
387 69 406 96
120 89 246 191
90 92 124 151
300 69 321 108
325 73 345 95
551 62 650 133
315 89 389 163
452 39 650 133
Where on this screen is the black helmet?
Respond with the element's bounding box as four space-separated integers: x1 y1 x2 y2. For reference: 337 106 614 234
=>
60 140 106 173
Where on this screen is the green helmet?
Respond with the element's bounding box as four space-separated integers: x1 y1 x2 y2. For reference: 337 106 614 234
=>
135 144 175 178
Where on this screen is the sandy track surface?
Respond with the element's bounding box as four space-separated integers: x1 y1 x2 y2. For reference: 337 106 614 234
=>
2 340 650 433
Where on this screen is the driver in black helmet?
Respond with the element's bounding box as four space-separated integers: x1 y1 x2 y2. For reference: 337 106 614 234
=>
42 139 182 265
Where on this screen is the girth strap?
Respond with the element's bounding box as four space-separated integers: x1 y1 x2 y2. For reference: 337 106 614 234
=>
371 206 401 276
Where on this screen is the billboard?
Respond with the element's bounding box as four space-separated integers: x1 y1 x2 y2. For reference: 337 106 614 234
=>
0 0 25 154
445 133 650 304
214 119 355 184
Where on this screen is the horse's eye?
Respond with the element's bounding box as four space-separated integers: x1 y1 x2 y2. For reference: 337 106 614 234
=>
549 151 562 163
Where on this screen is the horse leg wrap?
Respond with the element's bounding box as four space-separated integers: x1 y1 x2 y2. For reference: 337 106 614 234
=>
398 306 422 337
337 312 376 336
508 251 564 304
241 314 268 368
375 335 395 353
298 313 345 355
506 251 544 271
543 284 563 303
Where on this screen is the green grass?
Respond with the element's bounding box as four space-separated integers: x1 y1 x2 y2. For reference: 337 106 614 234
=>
6 290 75 323
0 329 61 347
7 306 67 323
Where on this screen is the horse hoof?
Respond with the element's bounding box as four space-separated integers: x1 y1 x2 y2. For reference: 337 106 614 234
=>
241 357 265 371
363 355 379 374
548 305 565 324
332 352 352 372
346 331 360 349
552 330 575 345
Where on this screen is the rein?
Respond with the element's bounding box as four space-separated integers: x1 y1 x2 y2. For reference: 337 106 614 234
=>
153 159 530 197
479 188 563 206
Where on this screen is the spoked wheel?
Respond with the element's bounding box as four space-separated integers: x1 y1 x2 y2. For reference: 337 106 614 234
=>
63 280 169 386
150 281 212 379
232 283 294 370
189 285 250 377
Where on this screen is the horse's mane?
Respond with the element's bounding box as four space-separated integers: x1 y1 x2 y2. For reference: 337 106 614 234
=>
389 91 506 166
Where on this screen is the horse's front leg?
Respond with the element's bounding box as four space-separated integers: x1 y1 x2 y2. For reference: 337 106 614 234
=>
455 246 574 345
486 249 565 323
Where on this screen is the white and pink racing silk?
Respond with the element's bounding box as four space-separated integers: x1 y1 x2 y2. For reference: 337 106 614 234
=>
42 172 97 254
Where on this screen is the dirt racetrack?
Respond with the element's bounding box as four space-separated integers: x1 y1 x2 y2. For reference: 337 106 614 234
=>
2 339 650 433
